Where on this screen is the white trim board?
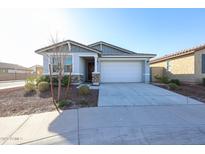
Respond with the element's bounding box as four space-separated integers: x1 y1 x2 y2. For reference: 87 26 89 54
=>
36 40 101 55
99 57 150 61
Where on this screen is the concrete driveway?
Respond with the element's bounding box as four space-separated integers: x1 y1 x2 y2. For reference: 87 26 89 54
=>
0 83 204 145
1 105 205 145
98 83 202 106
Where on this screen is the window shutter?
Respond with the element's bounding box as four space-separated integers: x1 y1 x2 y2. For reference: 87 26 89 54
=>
202 54 205 73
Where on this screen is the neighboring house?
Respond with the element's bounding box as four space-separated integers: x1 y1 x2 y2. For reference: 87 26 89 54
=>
0 62 32 81
35 40 156 85
150 44 205 83
30 65 43 76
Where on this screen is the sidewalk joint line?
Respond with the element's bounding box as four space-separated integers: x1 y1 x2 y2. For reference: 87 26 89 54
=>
77 108 80 145
2 114 32 145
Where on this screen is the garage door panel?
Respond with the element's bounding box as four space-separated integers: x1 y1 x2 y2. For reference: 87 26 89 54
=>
101 61 143 83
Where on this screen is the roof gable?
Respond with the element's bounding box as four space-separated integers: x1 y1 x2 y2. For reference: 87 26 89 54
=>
35 40 101 54
89 41 137 55
35 39 156 58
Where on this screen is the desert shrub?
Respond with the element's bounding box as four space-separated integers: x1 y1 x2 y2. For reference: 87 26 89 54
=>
154 75 161 80
58 100 72 109
62 75 70 87
160 76 169 84
36 75 70 87
78 85 90 95
24 82 36 96
38 81 49 92
24 82 36 92
26 76 37 85
168 83 179 90
203 78 205 86
170 79 181 86
36 76 50 86
79 98 89 106
36 75 71 87
52 77 58 86
154 75 169 84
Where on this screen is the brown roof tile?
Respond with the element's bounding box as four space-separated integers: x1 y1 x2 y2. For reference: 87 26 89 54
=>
150 43 205 64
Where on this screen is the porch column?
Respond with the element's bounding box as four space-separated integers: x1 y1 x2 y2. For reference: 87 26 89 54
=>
94 56 98 72
92 56 100 86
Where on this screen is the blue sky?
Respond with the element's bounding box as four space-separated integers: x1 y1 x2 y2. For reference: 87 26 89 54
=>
66 9 205 55
1 8 205 67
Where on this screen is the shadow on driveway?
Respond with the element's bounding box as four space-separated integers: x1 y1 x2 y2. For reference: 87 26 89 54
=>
44 104 205 144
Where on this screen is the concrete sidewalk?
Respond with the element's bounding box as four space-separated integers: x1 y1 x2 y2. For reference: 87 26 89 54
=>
0 80 25 90
1 105 205 145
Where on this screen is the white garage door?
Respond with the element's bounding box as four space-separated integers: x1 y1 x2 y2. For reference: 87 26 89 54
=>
101 61 143 83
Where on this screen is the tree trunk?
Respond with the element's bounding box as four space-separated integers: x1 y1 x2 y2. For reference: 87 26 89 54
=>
49 64 60 113
65 66 72 99
57 69 62 101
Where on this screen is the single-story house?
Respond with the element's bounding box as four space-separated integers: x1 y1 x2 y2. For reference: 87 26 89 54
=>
35 40 156 85
150 44 205 83
30 65 43 76
0 62 33 81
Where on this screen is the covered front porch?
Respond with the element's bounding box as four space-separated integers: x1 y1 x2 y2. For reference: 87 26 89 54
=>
79 56 100 85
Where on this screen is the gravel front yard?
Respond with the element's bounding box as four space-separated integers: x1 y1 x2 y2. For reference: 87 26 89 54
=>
154 83 205 103
0 86 98 117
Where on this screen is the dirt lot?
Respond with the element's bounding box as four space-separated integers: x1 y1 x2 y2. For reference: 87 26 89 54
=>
0 86 98 117
154 83 205 103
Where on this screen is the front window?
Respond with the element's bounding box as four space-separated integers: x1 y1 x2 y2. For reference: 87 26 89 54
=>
51 56 72 73
51 56 59 73
64 56 72 72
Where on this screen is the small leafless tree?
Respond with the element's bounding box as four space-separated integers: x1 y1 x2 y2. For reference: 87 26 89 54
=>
44 34 72 112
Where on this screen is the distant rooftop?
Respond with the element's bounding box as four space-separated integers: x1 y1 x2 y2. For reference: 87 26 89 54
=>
30 65 43 68
150 43 205 64
0 62 31 70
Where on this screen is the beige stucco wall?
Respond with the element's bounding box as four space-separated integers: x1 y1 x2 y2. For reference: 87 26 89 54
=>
150 61 166 82
195 49 205 82
150 53 200 83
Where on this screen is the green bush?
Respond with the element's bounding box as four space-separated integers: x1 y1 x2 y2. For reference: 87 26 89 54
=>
78 85 90 95
52 77 58 86
24 82 36 95
38 81 49 92
154 75 161 80
62 75 70 87
36 75 70 87
170 79 181 86
79 98 89 106
26 76 37 85
58 100 72 109
154 75 169 84
168 83 179 90
203 78 205 86
36 76 50 86
161 76 169 84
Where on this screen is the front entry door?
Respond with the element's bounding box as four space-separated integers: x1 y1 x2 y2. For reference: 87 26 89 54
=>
87 62 94 82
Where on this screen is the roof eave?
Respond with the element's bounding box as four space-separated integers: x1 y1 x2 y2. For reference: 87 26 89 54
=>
89 41 138 55
150 50 195 64
35 40 102 55
35 41 69 54
101 54 156 58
